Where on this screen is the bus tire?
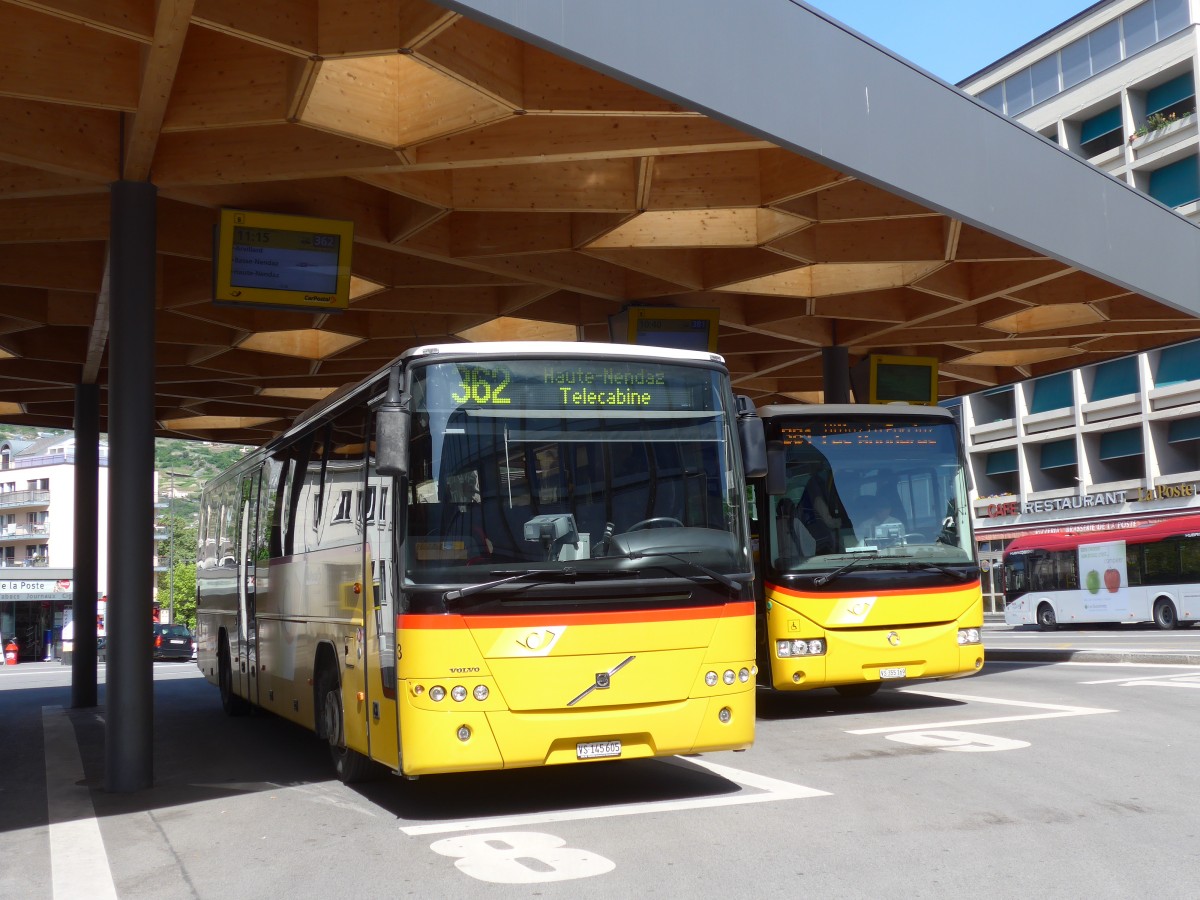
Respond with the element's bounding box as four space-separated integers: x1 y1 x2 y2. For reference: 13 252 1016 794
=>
1153 598 1178 631
218 633 250 717
317 668 379 784
1036 603 1057 631
835 683 881 698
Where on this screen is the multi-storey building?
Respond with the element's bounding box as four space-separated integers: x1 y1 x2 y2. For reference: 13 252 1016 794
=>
0 434 110 659
961 0 1199 219
949 337 1200 611
952 1 1200 611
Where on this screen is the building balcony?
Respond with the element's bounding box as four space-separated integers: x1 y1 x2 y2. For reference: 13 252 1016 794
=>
1129 112 1197 160
0 489 50 510
0 523 50 541
969 418 1017 443
1023 407 1074 435
1149 380 1200 412
1082 392 1141 423
0 557 49 568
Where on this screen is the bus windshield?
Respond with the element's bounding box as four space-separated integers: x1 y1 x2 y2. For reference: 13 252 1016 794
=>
404 357 750 590
765 414 974 574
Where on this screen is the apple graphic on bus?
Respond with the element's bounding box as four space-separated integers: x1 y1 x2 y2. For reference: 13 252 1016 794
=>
1104 568 1121 593
1085 569 1100 594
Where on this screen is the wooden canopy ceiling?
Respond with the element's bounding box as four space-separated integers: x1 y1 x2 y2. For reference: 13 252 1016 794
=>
3 0 1199 445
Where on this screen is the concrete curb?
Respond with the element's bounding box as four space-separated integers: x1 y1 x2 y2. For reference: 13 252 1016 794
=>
988 648 1200 665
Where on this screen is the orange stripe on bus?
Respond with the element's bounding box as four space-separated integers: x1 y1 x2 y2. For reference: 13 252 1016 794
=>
398 601 755 630
766 580 981 600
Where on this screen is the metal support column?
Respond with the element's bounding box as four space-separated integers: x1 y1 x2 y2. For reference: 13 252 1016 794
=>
822 345 851 404
71 382 99 708
106 181 157 792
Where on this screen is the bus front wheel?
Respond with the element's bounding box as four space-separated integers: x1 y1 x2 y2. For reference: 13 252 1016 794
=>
1153 598 1178 631
318 673 378 784
1036 603 1057 631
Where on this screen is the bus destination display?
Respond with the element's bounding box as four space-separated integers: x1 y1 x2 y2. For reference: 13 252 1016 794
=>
426 360 717 412
779 422 942 448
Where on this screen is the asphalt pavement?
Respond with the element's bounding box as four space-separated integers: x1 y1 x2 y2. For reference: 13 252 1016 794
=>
984 614 1200 664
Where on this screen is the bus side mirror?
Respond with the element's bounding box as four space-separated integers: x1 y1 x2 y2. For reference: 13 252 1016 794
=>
735 395 767 479
765 441 787 495
375 369 410 477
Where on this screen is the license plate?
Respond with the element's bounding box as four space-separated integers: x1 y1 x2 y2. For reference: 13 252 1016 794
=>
879 667 907 679
576 740 622 760
170 639 185 644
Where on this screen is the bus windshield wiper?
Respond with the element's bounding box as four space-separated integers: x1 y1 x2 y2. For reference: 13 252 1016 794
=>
897 560 972 581
617 550 748 593
443 567 577 602
813 553 879 587
815 556 972 587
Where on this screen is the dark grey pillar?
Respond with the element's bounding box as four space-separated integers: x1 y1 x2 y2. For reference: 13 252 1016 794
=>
71 383 99 708
106 181 156 792
822 346 851 404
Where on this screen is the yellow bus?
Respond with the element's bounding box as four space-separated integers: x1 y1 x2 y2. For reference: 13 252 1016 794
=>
196 342 765 780
753 404 983 697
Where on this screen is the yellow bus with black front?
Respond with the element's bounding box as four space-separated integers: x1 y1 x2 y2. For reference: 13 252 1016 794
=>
196 342 765 780
753 404 983 697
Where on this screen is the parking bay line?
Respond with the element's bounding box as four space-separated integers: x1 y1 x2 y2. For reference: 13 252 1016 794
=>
399 757 829 836
846 690 1116 736
43 706 118 900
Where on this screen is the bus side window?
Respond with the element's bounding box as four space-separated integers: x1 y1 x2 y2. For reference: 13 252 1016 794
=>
1126 544 1143 586
1182 540 1200 581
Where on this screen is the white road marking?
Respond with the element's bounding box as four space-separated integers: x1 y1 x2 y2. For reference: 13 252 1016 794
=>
1123 678 1200 689
42 706 118 900
846 689 1115 736
885 730 1030 752
400 756 828 836
1081 668 1200 684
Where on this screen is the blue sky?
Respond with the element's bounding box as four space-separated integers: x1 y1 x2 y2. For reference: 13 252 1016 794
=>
807 1 1097 83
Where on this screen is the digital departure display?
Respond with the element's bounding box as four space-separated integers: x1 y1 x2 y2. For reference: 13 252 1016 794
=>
777 420 945 449
420 359 719 413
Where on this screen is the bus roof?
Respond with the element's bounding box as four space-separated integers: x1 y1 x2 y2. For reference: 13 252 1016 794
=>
1002 513 1200 557
404 341 726 365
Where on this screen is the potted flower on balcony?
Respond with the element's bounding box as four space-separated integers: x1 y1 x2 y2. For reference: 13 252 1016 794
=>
1129 109 1196 146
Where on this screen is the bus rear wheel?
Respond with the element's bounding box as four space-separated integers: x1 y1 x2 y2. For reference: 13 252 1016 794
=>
1153 598 1178 630
835 683 881 698
318 673 379 784
1036 603 1057 631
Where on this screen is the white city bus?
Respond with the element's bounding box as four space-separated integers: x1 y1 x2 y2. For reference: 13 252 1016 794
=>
1002 514 1200 629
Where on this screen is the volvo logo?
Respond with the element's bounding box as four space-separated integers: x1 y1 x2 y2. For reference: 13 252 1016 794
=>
887 631 901 647
568 655 635 706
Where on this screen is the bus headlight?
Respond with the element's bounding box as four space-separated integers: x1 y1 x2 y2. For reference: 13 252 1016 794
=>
723 669 736 685
705 671 719 686
957 628 981 645
429 685 447 702
473 684 489 701
451 685 468 702
738 668 750 683
777 639 826 657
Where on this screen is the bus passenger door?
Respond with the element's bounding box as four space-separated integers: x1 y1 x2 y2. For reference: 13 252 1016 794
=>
237 470 261 704
365 427 400 770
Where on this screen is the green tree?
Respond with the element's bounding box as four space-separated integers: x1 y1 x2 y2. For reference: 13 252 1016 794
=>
163 561 198 630
156 514 199 626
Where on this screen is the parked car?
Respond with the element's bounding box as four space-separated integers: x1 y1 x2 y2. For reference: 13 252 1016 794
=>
153 623 194 661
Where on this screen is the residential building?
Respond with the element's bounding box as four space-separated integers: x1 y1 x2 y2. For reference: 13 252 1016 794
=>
951 2 1200 611
947 337 1200 612
961 0 1200 219
0 434 110 659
